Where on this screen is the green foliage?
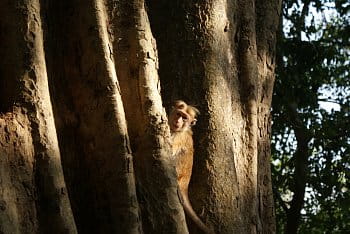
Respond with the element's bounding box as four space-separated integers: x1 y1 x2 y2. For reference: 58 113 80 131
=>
272 0 350 233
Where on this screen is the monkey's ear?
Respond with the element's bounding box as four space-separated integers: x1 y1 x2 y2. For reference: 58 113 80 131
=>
191 118 197 126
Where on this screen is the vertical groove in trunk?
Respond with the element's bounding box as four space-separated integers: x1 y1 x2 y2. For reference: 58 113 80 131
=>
236 0 260 232
109 0 189 233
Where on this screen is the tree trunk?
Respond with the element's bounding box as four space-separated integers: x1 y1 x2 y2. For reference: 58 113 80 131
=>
147 0 280 233
0 0 77 233
0 0 281 233
284 106 311 234
107 1 188 233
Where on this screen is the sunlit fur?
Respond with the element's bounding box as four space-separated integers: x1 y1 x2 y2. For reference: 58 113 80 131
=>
169 100 213 234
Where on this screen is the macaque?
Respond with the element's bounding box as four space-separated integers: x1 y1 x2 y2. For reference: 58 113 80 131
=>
169 100 214 234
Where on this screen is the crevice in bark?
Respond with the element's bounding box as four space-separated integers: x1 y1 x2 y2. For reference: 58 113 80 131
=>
236 0 261 232
0 2 23 113
0 79 19 114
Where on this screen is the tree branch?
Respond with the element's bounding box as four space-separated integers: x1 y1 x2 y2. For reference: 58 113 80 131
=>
296 0 311 40
318 98 342 105
284 104 312 234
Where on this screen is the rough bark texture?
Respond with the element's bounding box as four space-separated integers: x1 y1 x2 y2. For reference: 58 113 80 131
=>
41 0 142 233
107 1 188 233
147 0 281 233
0 0 280 233
0 0 77 233
256 1 281 233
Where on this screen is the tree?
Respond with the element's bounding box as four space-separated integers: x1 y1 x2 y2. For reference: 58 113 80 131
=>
272 0 350 233
0 0 281 233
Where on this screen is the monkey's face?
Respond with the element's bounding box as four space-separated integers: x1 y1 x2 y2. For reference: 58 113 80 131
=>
170 110 191 132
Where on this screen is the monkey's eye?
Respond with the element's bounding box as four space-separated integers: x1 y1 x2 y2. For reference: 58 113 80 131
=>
182 116 188 121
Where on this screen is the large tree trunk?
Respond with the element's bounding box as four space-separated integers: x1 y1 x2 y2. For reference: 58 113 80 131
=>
107 1 188 233
0 0 280 233
147 0 280 233
40 0 144 233
0 0 77 233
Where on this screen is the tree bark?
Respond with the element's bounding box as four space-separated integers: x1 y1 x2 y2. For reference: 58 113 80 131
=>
107 0 189 233
0 0 77 233
41 0 143 233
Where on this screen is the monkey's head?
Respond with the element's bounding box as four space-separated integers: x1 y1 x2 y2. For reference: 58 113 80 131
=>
169 100 199 133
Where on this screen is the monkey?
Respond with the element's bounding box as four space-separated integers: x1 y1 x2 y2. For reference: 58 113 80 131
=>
169 100 214 234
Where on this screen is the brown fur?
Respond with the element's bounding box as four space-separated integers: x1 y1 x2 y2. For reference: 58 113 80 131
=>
169 101 214 234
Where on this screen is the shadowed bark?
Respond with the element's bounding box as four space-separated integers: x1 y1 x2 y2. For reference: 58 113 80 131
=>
41 0 143 232
0 0 77 233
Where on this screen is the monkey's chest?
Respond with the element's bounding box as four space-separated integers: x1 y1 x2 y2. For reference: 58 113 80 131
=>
171 133 194 176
